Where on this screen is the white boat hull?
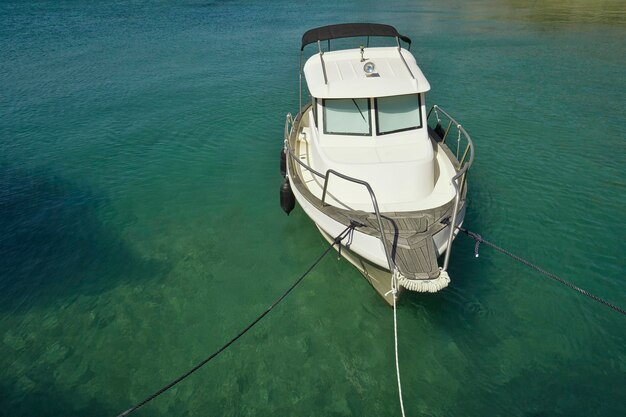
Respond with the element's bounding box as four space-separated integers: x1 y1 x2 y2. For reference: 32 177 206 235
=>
289 173 466 304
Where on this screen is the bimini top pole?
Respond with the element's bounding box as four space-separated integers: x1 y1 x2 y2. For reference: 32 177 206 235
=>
317 40 328 85
396 36 415 79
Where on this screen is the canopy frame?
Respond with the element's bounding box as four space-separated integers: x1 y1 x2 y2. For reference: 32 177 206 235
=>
298 23 413 113
300 23 411 51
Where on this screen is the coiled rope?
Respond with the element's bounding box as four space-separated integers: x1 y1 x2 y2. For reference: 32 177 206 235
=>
454 224 626 317
115 224 356 417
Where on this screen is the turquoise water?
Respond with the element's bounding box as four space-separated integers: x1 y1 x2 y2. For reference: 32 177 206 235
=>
1 0 625 416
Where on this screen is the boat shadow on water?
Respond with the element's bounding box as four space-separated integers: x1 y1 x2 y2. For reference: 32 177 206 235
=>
0 163 169 314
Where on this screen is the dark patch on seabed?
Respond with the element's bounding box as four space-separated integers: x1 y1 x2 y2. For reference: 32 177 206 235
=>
0 380 115 417
0 163 168 313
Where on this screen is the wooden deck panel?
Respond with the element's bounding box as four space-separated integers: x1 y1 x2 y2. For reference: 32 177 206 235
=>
391 237 439 279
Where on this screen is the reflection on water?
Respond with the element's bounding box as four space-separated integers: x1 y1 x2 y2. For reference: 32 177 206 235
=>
457 0 626 25
504 0 626 24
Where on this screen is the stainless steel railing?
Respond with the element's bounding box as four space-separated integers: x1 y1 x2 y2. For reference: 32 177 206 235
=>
284 112 397 273
427 105 475 270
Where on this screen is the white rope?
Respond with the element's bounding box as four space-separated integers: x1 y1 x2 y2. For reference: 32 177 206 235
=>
391 269 407 417
397 269 450 293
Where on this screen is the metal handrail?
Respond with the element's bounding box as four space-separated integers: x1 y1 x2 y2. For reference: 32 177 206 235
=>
321 169 395 272
428 105 475 180
284 113 325 178
426 105 475 270
284 112 397 273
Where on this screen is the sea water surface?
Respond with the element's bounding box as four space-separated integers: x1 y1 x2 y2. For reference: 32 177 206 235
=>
1 1 625 416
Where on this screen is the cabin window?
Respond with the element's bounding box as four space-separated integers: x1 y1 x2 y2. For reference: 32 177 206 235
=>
375 94 422 135
312 97 317 127
323 98 371 136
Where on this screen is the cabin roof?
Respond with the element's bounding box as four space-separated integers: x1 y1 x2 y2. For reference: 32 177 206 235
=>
303 47 430 99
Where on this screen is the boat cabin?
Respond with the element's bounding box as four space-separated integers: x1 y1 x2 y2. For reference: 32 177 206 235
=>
299 25 437 209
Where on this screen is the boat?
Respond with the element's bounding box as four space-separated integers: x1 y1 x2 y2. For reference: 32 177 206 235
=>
280 23 474 305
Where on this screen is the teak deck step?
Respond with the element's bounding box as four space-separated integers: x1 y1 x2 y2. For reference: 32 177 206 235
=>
390 236 440 280
360 213 442 280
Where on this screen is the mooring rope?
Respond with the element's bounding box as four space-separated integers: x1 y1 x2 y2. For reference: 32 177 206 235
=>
391 269 407 417
115 224 356 417
453 224 626 317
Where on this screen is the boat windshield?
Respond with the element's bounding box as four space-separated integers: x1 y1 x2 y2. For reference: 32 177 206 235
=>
375 94 422 135
323 98 371 136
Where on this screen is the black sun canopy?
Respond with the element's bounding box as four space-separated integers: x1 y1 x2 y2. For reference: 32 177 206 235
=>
301 23 411 51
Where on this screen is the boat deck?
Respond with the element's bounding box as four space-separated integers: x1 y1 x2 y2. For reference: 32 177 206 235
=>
289 115 462 282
